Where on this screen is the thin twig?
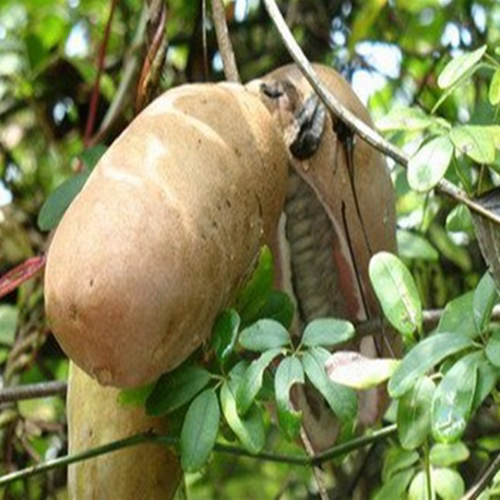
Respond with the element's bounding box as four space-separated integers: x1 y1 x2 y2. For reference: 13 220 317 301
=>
461 451 500 500
311 425 396 466
202 0 210 79
0 256 45 300
92 4 149 144
211 0 240 82
261 0 500 227
135 0 168 112
300 428 329 500
0 381 67 404
262 0 407 164
355 304 500 339
0 425 396 487
83 0 119 147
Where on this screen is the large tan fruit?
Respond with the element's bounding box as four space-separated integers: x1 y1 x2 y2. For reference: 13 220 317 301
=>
67 363 182 500
45 82 288 388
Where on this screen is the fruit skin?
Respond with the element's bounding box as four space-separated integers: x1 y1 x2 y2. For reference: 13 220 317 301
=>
248 64 400 451
67 363 182 500
45 82 288 388
250 63 397 321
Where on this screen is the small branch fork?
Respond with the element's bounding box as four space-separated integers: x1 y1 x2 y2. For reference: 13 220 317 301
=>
261 0 500 227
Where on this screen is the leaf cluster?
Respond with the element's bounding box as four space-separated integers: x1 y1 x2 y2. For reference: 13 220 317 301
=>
370 251 500 499
126 246 360 473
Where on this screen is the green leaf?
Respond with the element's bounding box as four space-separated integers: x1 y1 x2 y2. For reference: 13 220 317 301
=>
369 252 422 336
437 45 487 89
256 290 295 329
37 145 106 231
302 348 357 422
211 309 241 364
433 467 465 499
220 381 265 454
348 0 387 51
473 272 498 334
239 319 291 352
34 13 67 50
37 171 90 231
275 356 304 440
428 223 472 272
450 125 496 164
0 305 18 346
118 383 154 406
301 318 355 348
25 33 47 72
473 353 500 410
389 333 475 398
227 360 249 383
0 349 8 365
397 230 439 261
325 351 399 390
490 125 500 149
432 351 481 443
445 204 473 233
436 292 478 338
397 0 440 12
408 470 428 500
382 447 420 483
180 388 220 472
408 136 454 192
235 245 273 323
430 442 470 467
489 69 500 105
485 331 500 368
397 376 435 450
146 365 211 416
236 348 284 415
373 469 415 500
477 434 500 453
376 106 435 132
80 144 107 170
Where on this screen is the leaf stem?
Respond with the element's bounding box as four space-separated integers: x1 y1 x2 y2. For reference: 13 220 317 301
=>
424 438 433 500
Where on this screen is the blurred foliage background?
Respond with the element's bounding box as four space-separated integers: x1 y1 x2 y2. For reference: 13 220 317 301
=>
1 0 500 498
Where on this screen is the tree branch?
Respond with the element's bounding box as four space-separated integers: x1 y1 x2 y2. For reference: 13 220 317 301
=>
0 381 67 404
0 425 397 487
261 0 500 227
211 0 240 82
